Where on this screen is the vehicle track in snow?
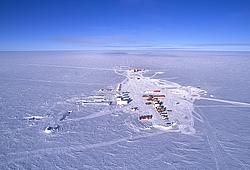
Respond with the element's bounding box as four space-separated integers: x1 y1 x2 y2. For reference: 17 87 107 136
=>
195 107 249 170
18 64 116 71
0 130 167 166
0 78 107 86
199 97 250 106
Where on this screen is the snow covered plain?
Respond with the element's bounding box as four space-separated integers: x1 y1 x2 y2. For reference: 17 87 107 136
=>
0 50 250 169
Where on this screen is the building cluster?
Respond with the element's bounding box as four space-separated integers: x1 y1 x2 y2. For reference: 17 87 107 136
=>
139 115 153 120
141 90 169 121
76 95 112 106
142 94 166 100
115 83 131 106
116 91 131 105
129 68 144 73
153 100 168 120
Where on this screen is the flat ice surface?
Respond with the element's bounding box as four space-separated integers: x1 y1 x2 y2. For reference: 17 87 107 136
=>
0 50 250 169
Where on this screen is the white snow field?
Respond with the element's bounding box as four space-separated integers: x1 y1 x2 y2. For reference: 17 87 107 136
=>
0 50 250 169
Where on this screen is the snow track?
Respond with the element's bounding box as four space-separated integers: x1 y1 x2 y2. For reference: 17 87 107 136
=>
199 97 250 106
196 107 249 170
66 110 115 122
0 78 107 86
0 130 167 165
18 64 115 71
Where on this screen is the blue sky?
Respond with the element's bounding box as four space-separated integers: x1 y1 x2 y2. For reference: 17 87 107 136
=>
0 0 250 50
